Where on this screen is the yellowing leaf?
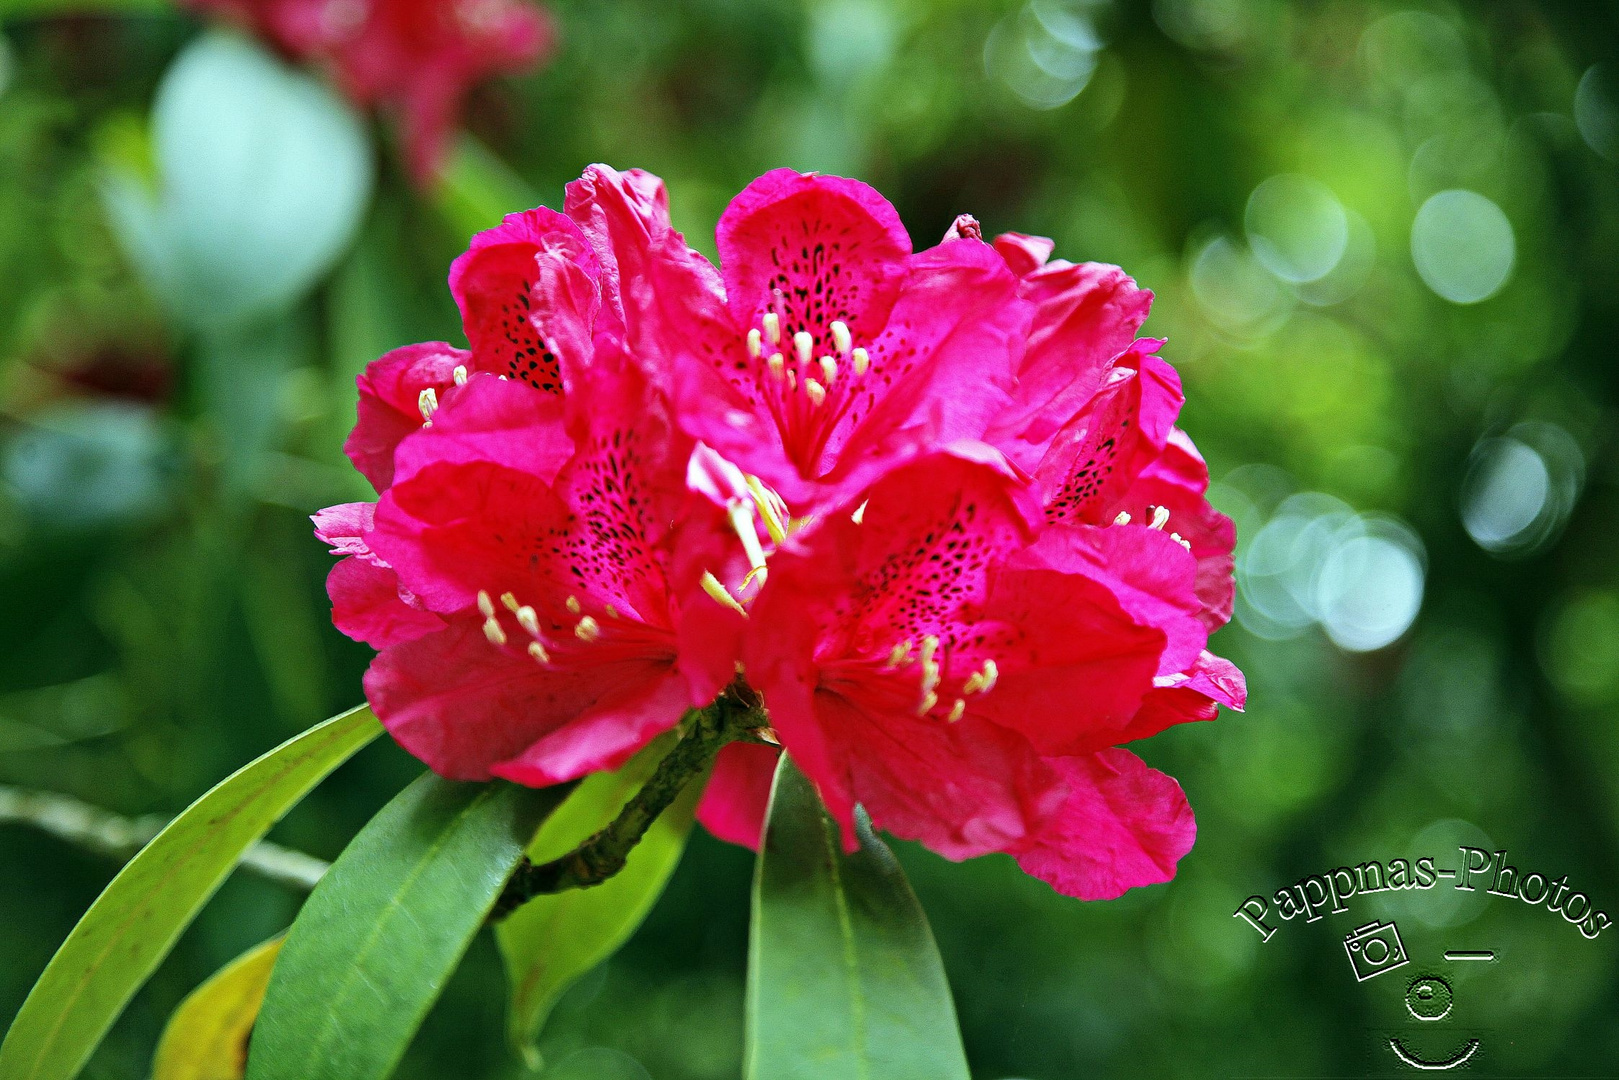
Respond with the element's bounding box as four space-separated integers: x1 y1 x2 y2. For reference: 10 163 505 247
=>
152 938 284 1080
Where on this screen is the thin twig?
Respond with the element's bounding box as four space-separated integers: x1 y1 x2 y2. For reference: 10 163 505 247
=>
0 783 329 892
491 691 767 918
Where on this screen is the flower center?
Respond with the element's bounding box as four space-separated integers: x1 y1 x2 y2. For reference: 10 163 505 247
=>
745 312 873 476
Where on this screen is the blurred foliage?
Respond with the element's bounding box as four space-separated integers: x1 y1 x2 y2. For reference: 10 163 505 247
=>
2 0 1618 1076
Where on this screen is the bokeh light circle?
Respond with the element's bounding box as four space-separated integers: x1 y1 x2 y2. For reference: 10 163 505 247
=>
1410 189 1515 304
1314 520 1425 652
1245 174 1349 283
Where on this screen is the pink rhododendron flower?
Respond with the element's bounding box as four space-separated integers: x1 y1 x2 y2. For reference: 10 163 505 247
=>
316 163 1243 901
187 0 556 182
605 170 1035 509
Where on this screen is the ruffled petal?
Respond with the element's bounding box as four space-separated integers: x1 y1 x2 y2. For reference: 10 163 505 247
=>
1112 428 1236 629
715 169 910 348
991 232 1056 277
326 555 444 649
564 164 673 346
344 342 471 493
1009 748 1196 900
366 617 679 782
1118 650 1246 743
448 206 600 393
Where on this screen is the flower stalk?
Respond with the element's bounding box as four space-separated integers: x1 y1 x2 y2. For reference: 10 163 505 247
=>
492 690 768 917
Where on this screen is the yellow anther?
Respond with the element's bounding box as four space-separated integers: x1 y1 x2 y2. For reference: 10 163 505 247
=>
565 595 582 614
1171 532 1192 551
605 604 620 619
500 592 520 612
452 364 468 386
527 641 551 664
1149 505 1170 530
917 690 939 716
851 499 868 525
701 570 749 617
418 387 439 422
574 616 601 642
477 590 496 618
852 347 870 376
727 501 770 575
920 635 940 665
747 328 763 358
767 352 786 379
763 312 781 347
516 606 540 636
919 636 942 697
884 640 913 668
483 617 508 646
793 330 814 368
1114 510 1132 526
787 368 798 390
818 355 838 385
804 379 827 406
979 658 998 693
830 320 852 356
946 698 966 723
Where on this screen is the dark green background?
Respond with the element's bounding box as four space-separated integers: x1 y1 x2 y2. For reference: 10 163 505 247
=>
2 0 1618 1076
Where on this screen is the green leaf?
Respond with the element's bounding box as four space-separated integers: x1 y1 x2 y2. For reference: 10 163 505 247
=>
152 937 284 1080
0 705 381 1080
245 774 570 1080
745 756 971 1080
496 736 699 1066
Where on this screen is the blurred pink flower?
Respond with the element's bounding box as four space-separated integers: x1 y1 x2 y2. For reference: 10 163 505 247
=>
187 0 556 182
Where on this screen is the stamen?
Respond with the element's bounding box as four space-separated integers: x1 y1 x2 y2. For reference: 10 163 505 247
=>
962 657 999 696
830 320 852 356
727 502 770 576
919 635 942 700
793 331 814 368
483 618 508 646
946 698 966 723
1171 532 1192 551
418 387 438 423
852 347 870 376
477 590 496 618
605 605 620 619
763 312 781 347
744 475 789 544
767 352 786 379
787 369 798 391
701 570 749 617
747 328 763 358
1149 505 1170 530
527 641 550 664
804 379 827 406
851 499 868 525
884 640 913 668
916 690 939 716
1114 510 1132 526
500 592 520 612
574 616 601 642
565 595 582 615
818 355 838 385
452 365 468 386
979 658 998 693
515 606 540 636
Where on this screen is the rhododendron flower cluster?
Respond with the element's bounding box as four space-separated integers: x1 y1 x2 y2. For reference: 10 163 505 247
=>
316 165 1245 900
187 0 555 182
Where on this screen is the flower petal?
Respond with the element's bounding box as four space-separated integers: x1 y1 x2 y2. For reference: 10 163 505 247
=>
491 671 691 786
326 555 444 649
448 206 600 393
344 342 471 492
695 742 781 850
1009 748 1196 900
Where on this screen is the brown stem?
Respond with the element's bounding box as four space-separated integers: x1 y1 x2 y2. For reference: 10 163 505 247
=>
491 690 765 919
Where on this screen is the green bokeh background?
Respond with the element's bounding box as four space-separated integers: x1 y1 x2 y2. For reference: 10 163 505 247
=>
2 0 1618 1076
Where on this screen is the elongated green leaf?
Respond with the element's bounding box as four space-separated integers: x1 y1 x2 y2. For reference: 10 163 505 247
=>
496 736 699 1065
246 774 568 1080
0 705 380 1080
152 937 284 1080
746 756 971 1080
